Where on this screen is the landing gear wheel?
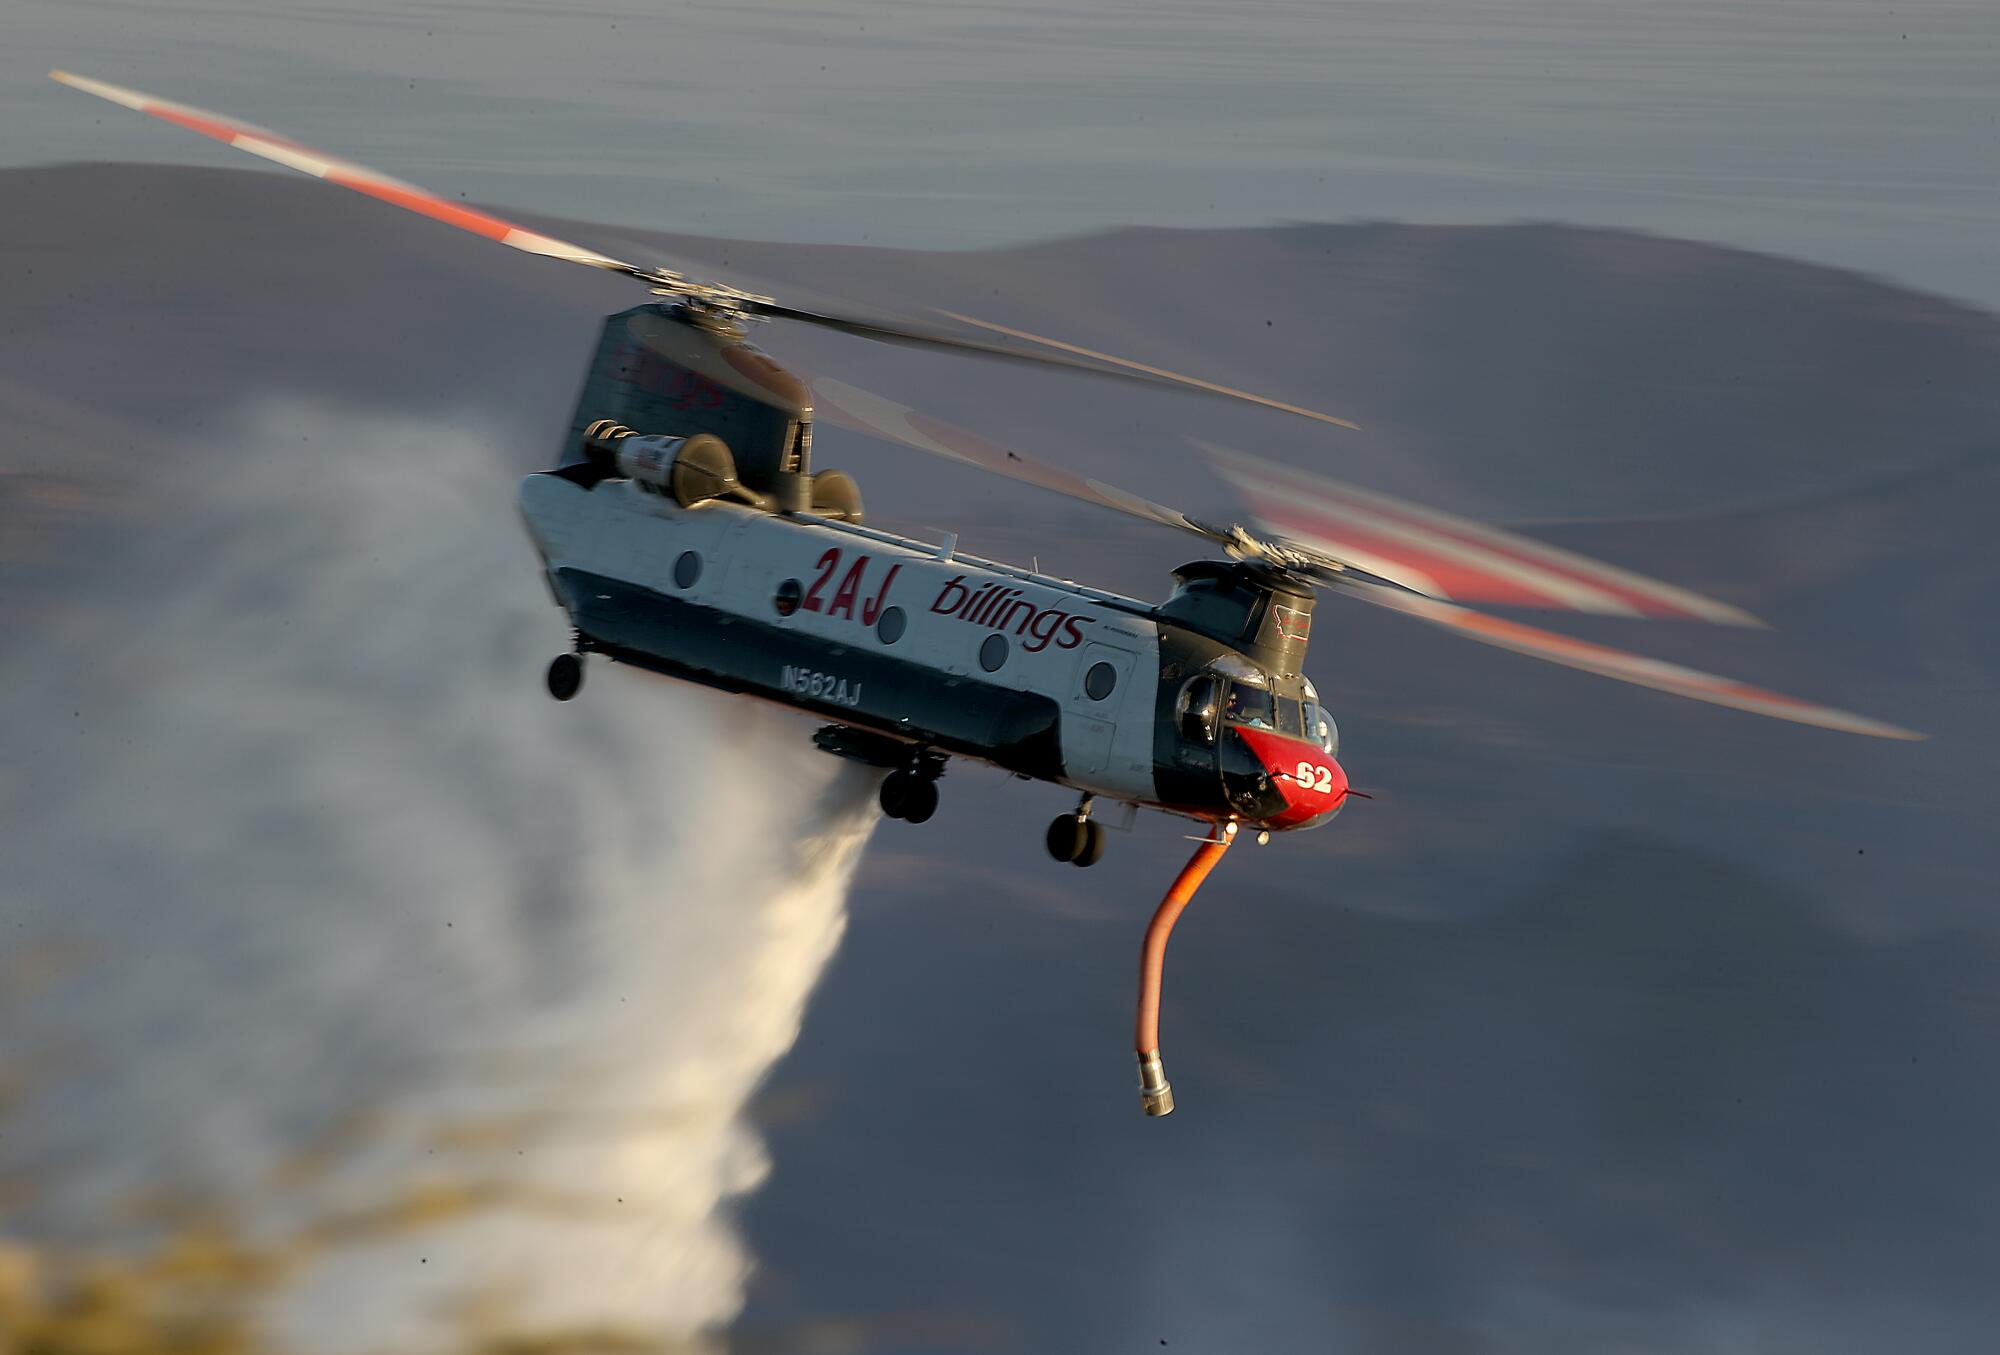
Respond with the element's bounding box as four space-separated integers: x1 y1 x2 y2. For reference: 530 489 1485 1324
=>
902 778 939 825
880 771 915 820
881 770 939 824
881 751 945 823
546 652 583 701
1046 814 1087 863
1073 819 1106 868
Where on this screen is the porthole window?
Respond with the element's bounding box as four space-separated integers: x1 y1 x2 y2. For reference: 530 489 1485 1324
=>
979 633 1009 672
1084 660 1118 701
773 578 803 617
876 605 907 644
673 550 702 589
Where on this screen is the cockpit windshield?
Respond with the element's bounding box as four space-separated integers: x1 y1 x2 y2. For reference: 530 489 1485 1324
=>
1275 695 1305 738
1223 684 1276 731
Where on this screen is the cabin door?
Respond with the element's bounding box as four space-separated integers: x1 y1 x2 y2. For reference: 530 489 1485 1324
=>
1062 642 1137 779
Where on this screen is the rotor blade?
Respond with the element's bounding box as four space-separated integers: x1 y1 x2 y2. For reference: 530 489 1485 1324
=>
50 69 1369 419
1279 550 1447 601
937 310 1364 432
750 299 1338 404
1202 441 1762 625
1337 578 1923 740
809 376 1221 541
809 378 1434 594
49 70 664 284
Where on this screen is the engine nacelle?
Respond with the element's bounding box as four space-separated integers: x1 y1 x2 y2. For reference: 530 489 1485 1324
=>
576 420 856 517
612 432 745 508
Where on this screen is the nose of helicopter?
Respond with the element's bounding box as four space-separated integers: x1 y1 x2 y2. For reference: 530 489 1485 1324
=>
1229 725 1350 831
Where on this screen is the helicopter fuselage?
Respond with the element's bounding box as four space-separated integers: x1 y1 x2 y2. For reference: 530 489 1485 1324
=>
518 471 1349 832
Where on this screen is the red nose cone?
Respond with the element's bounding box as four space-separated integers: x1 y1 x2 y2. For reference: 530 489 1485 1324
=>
1230 726 1350 830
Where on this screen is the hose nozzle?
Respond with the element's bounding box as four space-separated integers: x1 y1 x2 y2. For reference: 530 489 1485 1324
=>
1137 1051 1175 1117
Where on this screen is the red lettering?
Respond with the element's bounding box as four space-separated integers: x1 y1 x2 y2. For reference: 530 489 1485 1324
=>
861 563 902 625
931 575 970 616
610 348 730 414
1023 608 1066 652
803 548 840 612
924 579 1103 651
827 554 869 620
637 350 666 395
976 588 1014 627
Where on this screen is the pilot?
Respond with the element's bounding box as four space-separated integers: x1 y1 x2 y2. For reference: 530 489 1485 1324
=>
1223 684 1277 731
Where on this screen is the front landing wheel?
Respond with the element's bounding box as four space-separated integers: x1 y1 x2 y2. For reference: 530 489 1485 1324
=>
1073 819 1106 868
1047 815 1105 866
546 652 583 702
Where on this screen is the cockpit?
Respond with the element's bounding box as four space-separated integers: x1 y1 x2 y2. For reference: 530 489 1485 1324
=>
1153 562 1343 830
1175 659 1337 758
1167 656 1345 829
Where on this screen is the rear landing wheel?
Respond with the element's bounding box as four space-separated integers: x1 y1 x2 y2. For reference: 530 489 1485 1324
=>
880 772 914 819
880 770 939 824
546 652 583 701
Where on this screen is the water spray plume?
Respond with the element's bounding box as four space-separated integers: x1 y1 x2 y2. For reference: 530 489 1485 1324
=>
0 400 879 1353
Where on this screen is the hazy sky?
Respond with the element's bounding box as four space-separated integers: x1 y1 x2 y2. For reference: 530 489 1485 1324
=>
9 0 1999 308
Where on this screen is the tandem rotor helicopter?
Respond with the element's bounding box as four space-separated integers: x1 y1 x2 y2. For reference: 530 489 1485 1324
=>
53 70 1921 1116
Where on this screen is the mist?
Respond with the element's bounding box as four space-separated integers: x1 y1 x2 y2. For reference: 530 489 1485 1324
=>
0 399 879 1352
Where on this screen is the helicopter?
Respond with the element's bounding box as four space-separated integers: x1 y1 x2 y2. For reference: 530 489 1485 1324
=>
51 70 1922 1115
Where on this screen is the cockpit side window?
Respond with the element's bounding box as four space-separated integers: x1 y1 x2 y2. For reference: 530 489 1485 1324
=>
1304 702 1340 758
1176 674 1220 745
1224 684 1277 731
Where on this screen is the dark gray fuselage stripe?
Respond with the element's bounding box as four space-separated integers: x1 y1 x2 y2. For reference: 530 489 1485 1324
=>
558 568 1069 781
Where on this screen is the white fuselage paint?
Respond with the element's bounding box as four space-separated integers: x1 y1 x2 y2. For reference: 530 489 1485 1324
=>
519 474 1164 804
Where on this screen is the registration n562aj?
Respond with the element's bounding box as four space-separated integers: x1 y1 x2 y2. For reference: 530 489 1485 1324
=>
781 664 863 707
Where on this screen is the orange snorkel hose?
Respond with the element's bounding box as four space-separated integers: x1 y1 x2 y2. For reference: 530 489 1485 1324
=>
1134 820 1237 1116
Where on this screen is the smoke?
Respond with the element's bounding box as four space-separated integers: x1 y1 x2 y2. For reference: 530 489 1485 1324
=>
0 399 878 1353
